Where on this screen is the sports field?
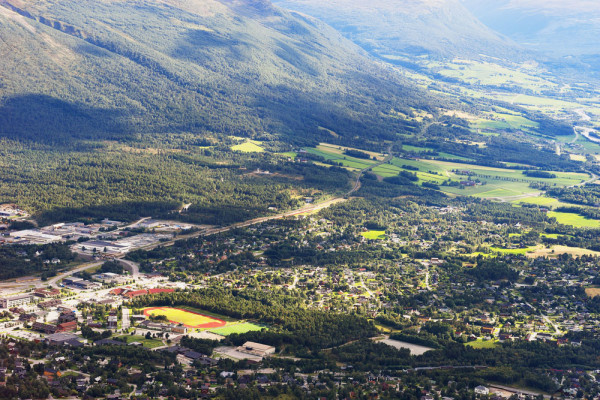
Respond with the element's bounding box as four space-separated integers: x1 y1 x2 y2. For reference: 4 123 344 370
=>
209 322 267 336
143 307 226 329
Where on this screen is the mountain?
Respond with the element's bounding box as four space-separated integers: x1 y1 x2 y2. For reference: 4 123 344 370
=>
461 0 600 57
0 0 427 146
272 0 523 61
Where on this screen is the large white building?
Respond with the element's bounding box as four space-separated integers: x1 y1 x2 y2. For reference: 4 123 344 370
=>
236 342 276 358
0 294 33 309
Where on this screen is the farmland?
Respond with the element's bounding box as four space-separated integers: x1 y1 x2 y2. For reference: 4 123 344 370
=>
548 211 600 229
306 143 590 200
231 140 265 153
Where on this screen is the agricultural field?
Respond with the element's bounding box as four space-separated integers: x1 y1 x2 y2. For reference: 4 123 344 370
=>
302 146 377 170
304 144 589 201
548 211 600 229
143 307 226 329
527 245 600 259
231 140 264 153
208 322 268 336
361 230 386 240
585 288 600 298
387 157 588 200
434 60 556 93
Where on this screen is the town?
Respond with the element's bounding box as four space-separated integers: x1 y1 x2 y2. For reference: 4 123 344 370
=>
2 195 600 399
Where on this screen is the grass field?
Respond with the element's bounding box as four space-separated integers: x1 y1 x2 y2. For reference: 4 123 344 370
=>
231 141 264 153
548 211 600 228
116 335 163 349
361 230 386 240
490 246 540 255
466 339 499 349
143 307 226 329
208 322 267 336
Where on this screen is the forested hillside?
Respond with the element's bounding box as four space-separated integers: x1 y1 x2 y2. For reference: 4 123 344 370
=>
0 0 429 145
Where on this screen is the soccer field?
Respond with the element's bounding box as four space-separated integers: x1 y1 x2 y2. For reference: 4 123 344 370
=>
143 307 226 329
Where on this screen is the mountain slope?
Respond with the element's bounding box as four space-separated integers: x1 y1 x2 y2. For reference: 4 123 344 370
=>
272 0 523 61
461 0 600 57
0 0 427 145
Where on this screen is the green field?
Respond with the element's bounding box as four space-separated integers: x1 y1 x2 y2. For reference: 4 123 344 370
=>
117 335 163 349
489 246 540 255
466 339 499 349
548 211 600 228
208 322 267 336
361 230 386 240
388 157 588 199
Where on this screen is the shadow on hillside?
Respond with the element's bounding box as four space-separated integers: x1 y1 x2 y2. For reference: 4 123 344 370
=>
171 28 249 63
0 94 134 145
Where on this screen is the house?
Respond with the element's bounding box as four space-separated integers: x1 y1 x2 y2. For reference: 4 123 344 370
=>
0 294 32 309
19 313 38 323
46 333 79 346
32 322 58 334
57 321 77 332
38 299 62 309
474 386 489 395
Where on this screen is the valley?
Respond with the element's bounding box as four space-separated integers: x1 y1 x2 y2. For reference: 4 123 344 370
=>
2 0 600 399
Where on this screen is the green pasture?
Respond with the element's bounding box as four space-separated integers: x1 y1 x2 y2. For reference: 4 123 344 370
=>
548 211 600 228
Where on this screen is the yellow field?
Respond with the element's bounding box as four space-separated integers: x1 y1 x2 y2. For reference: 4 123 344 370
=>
527 245 600 259
231 141 264 153
585 288 600 298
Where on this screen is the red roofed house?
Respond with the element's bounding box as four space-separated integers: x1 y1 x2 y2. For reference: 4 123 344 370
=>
124 290 148 299
57 321 77 332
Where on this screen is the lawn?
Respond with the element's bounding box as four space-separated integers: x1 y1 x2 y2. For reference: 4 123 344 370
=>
466 339 499 349
117 335 163 349
209 322 267 336
231 141 264 153
361 230 386 240
548 211 600 228
143 307 226 329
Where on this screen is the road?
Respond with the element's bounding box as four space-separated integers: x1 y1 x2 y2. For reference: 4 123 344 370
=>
525 302 560 335
122 307 130 330
359 274 374 297
119 259 139 277
346 144 395 197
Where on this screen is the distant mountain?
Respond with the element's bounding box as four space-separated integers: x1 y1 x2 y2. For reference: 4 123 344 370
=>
461 0 600 57
0 0 427 145
272 0 524 61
